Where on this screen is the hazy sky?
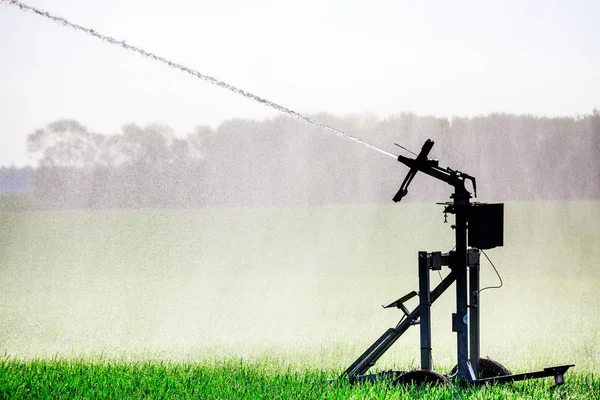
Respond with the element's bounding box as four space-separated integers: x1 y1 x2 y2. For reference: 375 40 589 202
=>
1 0 599 166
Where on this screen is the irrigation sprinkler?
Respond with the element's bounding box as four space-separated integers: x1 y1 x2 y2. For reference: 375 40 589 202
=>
0 1 577 388
339 139 574 388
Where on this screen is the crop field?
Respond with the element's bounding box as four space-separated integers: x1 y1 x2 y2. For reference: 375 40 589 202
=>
1 358 599 399
1 201 599 398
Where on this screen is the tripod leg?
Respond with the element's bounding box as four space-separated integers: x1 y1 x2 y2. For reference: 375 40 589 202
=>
419 251 432 370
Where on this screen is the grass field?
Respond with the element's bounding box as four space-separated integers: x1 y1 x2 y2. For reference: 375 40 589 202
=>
0 201 599 397
1 358 599 399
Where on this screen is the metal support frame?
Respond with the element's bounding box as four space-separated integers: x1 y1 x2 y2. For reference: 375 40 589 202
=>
452 193 471 382
475 364 575 389
340 244 575 387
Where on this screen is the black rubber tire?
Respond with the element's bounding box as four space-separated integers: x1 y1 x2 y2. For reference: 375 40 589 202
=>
449 358 510 379
392 369 450 386
353 370 406 384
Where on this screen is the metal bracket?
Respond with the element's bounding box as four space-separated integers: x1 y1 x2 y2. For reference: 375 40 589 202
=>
383 291 418 319
467 249 480 266
466 361 477 381
428 251 443 270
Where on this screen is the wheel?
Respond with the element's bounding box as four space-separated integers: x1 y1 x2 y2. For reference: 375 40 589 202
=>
449 357 510 379
353 370 406 384
392 369 450 386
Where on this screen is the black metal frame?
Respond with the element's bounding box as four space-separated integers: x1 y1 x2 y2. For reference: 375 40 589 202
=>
340 139 575 388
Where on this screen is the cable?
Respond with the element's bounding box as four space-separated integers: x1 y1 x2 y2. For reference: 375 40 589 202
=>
477 249 503 294
2 0 398 160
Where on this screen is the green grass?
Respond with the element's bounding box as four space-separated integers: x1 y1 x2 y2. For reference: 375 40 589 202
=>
1 358 598 399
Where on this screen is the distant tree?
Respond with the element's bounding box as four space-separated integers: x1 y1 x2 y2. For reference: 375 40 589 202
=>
96 134 128 167
186 125 214 160
27 119 100 167
589 108 600 196
168 138 191 165
120 122 173 167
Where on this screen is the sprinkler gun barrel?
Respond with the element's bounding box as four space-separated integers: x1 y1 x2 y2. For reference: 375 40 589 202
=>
393 140 434 202
394 139 477 202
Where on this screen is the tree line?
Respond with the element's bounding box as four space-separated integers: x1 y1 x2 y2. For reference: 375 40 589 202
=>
1 110 599 209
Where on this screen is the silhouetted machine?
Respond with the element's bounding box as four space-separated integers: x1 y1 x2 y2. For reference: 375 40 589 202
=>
340 139 574 388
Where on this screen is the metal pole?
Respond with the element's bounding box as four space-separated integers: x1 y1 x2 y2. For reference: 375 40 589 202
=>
469 249 481 377
453 191 471 382
419 251 432 370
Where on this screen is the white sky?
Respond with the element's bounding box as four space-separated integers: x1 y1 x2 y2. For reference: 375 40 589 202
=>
1 0 599 166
